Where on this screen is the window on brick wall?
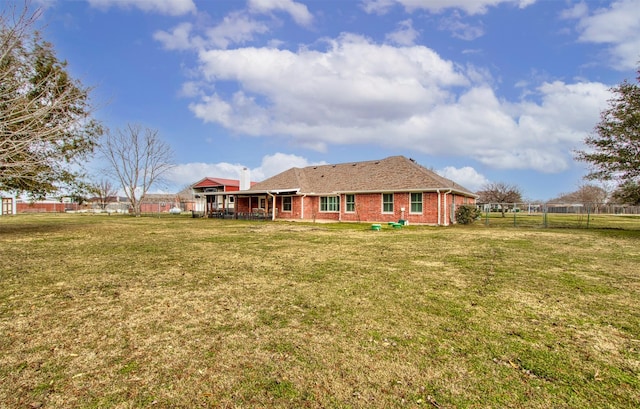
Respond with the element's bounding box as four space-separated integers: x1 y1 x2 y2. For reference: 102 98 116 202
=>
382 193 394 213
345 194 355 212
282 196 292 212
320 196 339 212
410 192 422 213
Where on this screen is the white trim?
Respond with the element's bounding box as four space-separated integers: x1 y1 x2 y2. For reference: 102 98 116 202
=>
344 194 356 213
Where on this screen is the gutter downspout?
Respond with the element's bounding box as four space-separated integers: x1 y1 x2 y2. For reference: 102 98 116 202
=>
300 194 306 220
437 189 441 226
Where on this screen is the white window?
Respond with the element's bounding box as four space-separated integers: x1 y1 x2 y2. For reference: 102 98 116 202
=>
282 196 292 212
345 194 355 213
320 196 339 212
382 193 394 213
410 193 422 214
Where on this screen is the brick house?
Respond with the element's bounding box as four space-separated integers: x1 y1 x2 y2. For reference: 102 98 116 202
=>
233 156 477 225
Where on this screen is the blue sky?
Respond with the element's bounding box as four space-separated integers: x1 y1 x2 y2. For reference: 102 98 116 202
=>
23 0 640 200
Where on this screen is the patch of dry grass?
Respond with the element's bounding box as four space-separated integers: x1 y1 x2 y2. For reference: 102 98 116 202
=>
0 214 639 408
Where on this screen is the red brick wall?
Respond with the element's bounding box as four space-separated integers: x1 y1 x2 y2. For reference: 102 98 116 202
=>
339 192 443 225
237 192 475 224
17 202 80 213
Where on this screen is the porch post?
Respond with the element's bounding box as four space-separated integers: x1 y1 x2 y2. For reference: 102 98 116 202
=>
272 194 276 220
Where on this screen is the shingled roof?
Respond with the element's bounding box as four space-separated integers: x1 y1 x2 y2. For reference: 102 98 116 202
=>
192 177 241 189
245 156 476 196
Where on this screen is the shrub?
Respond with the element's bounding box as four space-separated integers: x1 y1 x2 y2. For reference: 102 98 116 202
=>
455 204 481 225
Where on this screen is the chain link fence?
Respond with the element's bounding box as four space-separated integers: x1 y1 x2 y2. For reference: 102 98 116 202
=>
466 203 640 229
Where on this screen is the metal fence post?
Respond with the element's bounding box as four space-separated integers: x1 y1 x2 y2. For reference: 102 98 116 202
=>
485 205 490 226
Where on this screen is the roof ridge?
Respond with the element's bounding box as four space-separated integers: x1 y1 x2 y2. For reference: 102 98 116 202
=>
301 155 408 170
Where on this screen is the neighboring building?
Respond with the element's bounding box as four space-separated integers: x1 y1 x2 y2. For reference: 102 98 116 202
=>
15 196 80 213
233 156 477 225
138 193 193 214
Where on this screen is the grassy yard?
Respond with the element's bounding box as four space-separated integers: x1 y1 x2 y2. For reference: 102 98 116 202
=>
0 214 639 408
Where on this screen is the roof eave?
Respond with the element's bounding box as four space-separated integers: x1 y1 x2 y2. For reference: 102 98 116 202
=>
234 188 300 195
333 188 478 197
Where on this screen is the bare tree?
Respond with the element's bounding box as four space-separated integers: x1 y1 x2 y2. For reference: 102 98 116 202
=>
550 184 608 204
476 182 523 217
90 178 117 210
99 124 174 217
1 2 102 196
574 184 608 204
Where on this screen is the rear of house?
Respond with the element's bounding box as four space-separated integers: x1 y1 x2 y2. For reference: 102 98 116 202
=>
234 156 477 225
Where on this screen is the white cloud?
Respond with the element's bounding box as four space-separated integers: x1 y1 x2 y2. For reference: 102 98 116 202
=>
437 166 489 192
153 22 197 50
154 11 270 50
205 11 270 49
179 81 203 98
362 0 536 15
152 1 316 53
386 19 419 45
564 0 640 70
167 162 246 187
438 12 484 40
191 34 467 131
559 2 588 20
165 153 324 188
87 0 196 16
415 81 610 172
182 32 611 174
252 153 326 181
248 0 314 27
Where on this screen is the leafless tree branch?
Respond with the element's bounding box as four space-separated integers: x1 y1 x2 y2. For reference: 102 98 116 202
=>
99 124 174 216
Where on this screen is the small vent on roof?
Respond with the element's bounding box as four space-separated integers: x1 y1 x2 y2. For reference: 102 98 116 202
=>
313 166 317 169
332 165 336 168
375 161 380 164
410 158 415 163
352 163 356 166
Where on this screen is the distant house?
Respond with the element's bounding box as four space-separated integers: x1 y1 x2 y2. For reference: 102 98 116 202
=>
233 156 477 225
138 193 193 214
191 173 255 216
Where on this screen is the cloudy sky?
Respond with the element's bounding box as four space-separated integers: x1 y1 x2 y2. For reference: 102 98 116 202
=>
25 0 640 199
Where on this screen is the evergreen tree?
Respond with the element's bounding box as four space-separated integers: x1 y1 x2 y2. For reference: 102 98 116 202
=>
576 67 640 202
0 5 102 197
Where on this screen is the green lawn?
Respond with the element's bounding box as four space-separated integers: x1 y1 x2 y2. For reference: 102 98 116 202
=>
1 214 639 408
